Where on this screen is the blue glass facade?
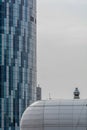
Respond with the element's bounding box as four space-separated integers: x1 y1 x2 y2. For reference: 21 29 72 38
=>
0 0 36 130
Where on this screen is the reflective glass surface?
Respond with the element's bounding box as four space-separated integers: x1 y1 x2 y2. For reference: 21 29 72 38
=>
0 0 36 130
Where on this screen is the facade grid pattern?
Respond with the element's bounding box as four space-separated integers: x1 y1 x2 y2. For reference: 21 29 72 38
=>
21 100 87 130
0 0 36 130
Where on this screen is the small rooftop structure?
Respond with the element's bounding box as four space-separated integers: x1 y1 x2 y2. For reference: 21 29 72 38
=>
20 99 87 130
36 84 41 100
74 88 80 99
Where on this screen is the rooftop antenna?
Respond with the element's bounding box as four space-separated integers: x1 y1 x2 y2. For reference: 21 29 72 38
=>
49 93 51 100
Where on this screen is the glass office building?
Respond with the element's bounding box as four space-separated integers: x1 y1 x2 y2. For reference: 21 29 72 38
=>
0 0 36 130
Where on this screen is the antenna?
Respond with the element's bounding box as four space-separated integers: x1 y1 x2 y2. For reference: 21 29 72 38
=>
49 93 51 100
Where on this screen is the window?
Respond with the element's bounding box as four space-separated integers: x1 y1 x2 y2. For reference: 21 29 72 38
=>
30 16 34 22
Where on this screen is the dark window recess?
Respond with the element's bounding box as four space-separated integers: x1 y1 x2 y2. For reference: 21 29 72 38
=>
30 16 34 22
19 5 22 20
35 19 36 24
9 4 13 26
21 0 24 5
0 26 4 34
13 0 15 3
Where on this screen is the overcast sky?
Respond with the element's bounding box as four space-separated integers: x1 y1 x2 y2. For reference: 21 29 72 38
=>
37 0 87 99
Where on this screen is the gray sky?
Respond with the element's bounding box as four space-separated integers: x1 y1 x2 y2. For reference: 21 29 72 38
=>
37 0 87 99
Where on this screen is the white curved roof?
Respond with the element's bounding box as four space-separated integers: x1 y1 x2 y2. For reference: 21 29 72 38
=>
20 99 87 130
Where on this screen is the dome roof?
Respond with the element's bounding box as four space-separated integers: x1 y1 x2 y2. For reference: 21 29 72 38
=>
20 99 87 130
